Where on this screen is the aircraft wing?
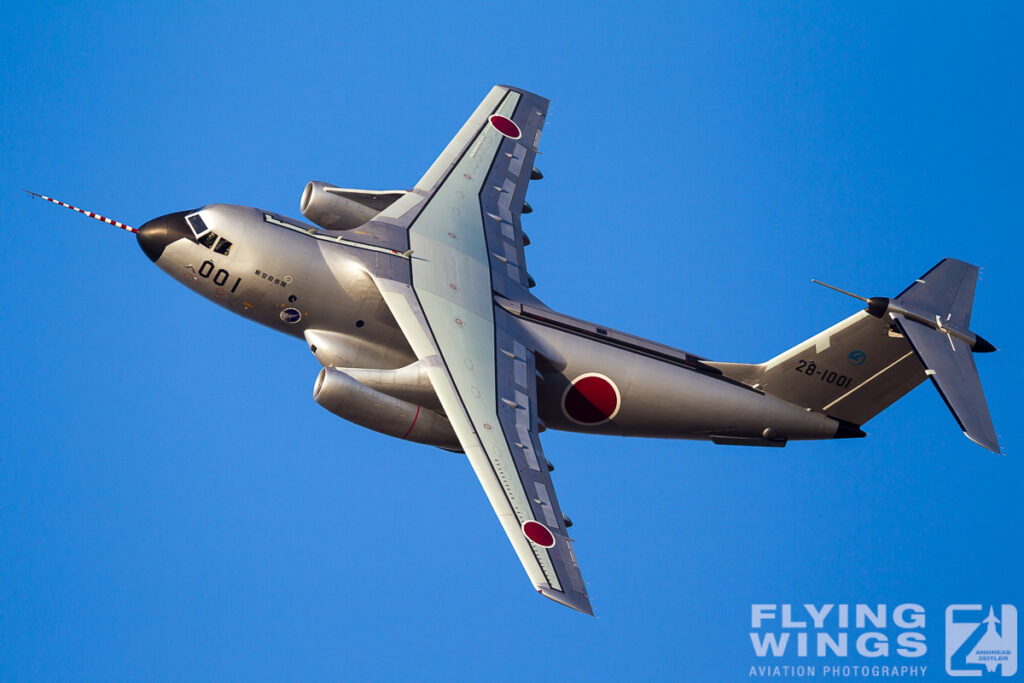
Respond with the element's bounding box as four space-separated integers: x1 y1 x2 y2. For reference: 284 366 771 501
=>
369 86 592 614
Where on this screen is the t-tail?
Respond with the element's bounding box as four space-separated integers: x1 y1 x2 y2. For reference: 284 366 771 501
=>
707 259 1000 453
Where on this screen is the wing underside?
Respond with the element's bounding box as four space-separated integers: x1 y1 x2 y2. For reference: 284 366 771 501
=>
368 86 591 613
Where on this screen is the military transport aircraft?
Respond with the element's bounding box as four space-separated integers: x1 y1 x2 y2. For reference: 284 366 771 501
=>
29 85 999 615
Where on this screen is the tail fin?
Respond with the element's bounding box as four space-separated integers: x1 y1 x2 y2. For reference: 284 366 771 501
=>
706 259 999 453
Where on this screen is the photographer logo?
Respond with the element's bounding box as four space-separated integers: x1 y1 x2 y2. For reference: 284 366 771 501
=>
946 605 1017 677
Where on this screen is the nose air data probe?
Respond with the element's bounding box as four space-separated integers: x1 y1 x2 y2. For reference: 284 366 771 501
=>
29 85 1000 615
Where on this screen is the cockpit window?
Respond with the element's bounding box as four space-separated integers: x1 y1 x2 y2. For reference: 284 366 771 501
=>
213 238 232 255
185 212 210 238
197 231 218 248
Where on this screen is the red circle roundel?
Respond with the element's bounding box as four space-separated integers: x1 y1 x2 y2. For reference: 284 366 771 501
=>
562 373 621 426
522 520 556 548
489 115 521 139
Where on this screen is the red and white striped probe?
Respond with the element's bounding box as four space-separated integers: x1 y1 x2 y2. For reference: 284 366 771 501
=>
24 190 137 233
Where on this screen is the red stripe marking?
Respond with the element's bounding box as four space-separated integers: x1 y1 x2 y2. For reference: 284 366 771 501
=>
402 405 422 438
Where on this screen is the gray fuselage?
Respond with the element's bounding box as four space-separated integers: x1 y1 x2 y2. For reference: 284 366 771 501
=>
137 203 846 446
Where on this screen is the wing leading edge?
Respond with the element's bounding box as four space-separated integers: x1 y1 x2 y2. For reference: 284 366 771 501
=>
369 86 592 614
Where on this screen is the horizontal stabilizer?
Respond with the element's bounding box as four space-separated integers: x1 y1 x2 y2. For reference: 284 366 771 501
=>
895 258 978 329
894 315 1000 453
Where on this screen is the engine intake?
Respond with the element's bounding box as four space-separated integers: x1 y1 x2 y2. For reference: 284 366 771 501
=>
313 367 459 450
300 181 407 231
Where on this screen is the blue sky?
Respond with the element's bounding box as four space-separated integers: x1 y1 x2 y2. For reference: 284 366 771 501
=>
2 2 1022 680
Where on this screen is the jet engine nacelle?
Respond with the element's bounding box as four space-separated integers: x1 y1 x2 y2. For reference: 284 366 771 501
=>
300 181 407 231
313 367 459 450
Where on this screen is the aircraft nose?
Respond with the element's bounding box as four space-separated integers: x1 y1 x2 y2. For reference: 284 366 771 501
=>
137 211 194 262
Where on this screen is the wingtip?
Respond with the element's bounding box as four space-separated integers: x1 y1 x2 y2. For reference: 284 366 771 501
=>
537 586 595 616
964 431 1001 455
494 84 550 105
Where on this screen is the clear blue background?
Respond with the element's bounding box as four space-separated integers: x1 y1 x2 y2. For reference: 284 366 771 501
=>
2 2 1021 680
